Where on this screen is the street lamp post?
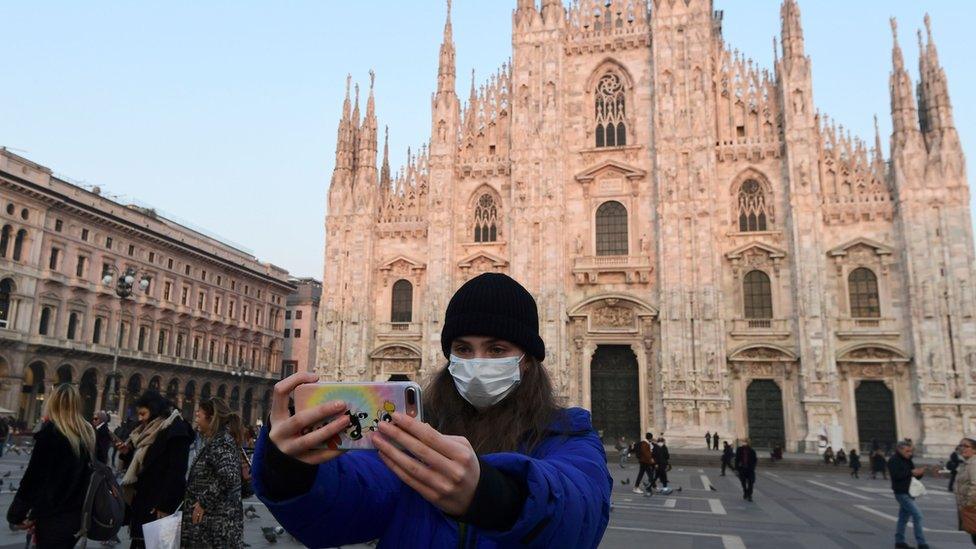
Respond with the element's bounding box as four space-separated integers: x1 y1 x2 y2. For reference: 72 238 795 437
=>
232 360 251 416
101 266 151 415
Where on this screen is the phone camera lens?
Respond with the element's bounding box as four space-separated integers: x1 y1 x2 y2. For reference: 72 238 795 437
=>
406 387 416 405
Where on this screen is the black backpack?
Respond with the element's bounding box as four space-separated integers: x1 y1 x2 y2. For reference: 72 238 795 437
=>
76 456 125 543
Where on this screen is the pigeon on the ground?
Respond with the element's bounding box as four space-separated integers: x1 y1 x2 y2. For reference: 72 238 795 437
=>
620 478 630 485
261 527 277 543
708 484 717 491
3 471 11 478
244 505 259 520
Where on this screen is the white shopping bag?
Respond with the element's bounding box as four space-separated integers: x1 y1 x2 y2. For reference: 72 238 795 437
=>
143 510 182 549
909 477 927 498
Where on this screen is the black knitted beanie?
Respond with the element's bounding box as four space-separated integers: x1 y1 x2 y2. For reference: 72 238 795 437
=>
440 273 546 361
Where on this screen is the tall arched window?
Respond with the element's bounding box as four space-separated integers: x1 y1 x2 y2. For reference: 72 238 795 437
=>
12 229 26 261
391 279 413 323
473 194 498 243
67 312 79 340
848 268 880 318
38 306 51 335
737 179 770 232
595 73 626 147
595 201 628 256
0 279 11 329
0 225 11 258
743 270 773 319
92 317 102 344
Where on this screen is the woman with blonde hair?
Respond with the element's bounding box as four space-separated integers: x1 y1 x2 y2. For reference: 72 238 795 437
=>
181 397 245 548
8 383 95 547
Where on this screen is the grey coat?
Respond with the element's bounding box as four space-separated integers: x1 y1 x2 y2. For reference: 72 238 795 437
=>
181 429 244 549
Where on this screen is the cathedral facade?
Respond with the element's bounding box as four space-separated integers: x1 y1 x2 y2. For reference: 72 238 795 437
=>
317 0 976 456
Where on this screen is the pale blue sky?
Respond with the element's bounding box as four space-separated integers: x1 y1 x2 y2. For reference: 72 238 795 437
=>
0 1 973 278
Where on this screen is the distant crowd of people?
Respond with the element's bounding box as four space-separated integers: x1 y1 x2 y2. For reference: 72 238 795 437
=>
4 383 255 548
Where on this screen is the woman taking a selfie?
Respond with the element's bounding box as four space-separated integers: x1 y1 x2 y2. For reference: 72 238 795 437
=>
8 383 95 548
253 273 612 547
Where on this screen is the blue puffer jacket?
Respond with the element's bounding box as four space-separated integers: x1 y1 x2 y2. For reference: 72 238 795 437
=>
253 407 611 548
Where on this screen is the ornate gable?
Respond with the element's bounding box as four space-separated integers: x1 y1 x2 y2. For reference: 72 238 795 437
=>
574 160 646 197
725 242 787 277
457 251 508 280
828 237 893 258
378 256 426 287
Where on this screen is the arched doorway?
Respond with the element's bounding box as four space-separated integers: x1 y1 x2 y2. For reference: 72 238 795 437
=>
166 379 179 402
148 376 161 393
56 364 73 384
217 384 227 400
183 381 197 418
20 362 45 425
746 379 785 449
589 345 640 444
126 374 144 420
243 388 254 425
856 380 897 452
200 382 212 402
230 386 240 412
79 369 98 419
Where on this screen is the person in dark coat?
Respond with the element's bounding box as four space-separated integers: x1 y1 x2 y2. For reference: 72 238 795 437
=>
888 440 928 549
871 449 888 480
93 410 113 465
8 383 96 548
182 398 245 549
721 441 734 476
633 432 655 494
713 432 720 451
849 449 862 479
735 439 758 502
117 391 193 549
948 447 963 492
705 431 712 449
653 438 671 493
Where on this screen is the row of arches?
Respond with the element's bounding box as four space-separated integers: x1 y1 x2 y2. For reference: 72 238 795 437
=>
18 361 272 427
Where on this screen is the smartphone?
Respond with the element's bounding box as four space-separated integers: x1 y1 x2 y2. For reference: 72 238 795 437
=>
293 381 423 450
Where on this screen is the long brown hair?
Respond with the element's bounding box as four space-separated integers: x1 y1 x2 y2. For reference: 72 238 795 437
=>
45 383 96 457
199 398 244 444
424 355 560 454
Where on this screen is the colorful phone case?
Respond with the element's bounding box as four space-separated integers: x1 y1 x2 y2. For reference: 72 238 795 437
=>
293 382 423 450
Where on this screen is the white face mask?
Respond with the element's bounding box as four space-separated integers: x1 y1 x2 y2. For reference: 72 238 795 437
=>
448 353 523 410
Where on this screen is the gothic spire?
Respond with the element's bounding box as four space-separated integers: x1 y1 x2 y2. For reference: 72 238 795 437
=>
916 14 956 140
437 0 456 96
357 70 378 171
335 74 355 172
780 0 805 67
380 125 391 189
888 18 922 150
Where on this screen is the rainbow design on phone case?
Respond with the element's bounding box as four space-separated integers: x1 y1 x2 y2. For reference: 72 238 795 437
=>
296 383 418 450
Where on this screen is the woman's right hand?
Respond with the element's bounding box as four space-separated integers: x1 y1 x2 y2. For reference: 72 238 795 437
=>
269 372 350 465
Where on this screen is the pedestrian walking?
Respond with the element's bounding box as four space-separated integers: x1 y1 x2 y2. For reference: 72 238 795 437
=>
949 447 963 492
633 432 655 494
735 439 757 502
116 391 193 549
705 431 712 450
614 436 629 468
181 398 245 549
713 432 720 451
253 272 612 547
653 438 672 494
93 411 113 465
721 441 733 476
7 383 95 548
888 439 928 549
849 449 861 479
871 449 888 480
953 437 976 544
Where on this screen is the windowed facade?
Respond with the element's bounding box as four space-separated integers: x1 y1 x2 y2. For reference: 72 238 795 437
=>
38 307 51 335
67 312 79 340
0 279 12 329
49 247 60 270
743 270 773 319
737 179 770 232
473 194 499 243
12 230 25 261
92 317 102 344
75 256 87 278
595 201 628 256
594 73 627 148
0 225 10 258
848 268 881 318
391 280 413 323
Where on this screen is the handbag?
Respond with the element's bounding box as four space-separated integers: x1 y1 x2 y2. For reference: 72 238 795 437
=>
961 505 976 534
143 504 183 549
909 477 927 498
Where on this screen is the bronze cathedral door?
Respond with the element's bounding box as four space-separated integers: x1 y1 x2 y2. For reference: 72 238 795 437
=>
590 345 640 444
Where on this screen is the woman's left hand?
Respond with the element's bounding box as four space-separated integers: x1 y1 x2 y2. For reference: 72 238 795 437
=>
374 412 479 516
191 502 204 524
